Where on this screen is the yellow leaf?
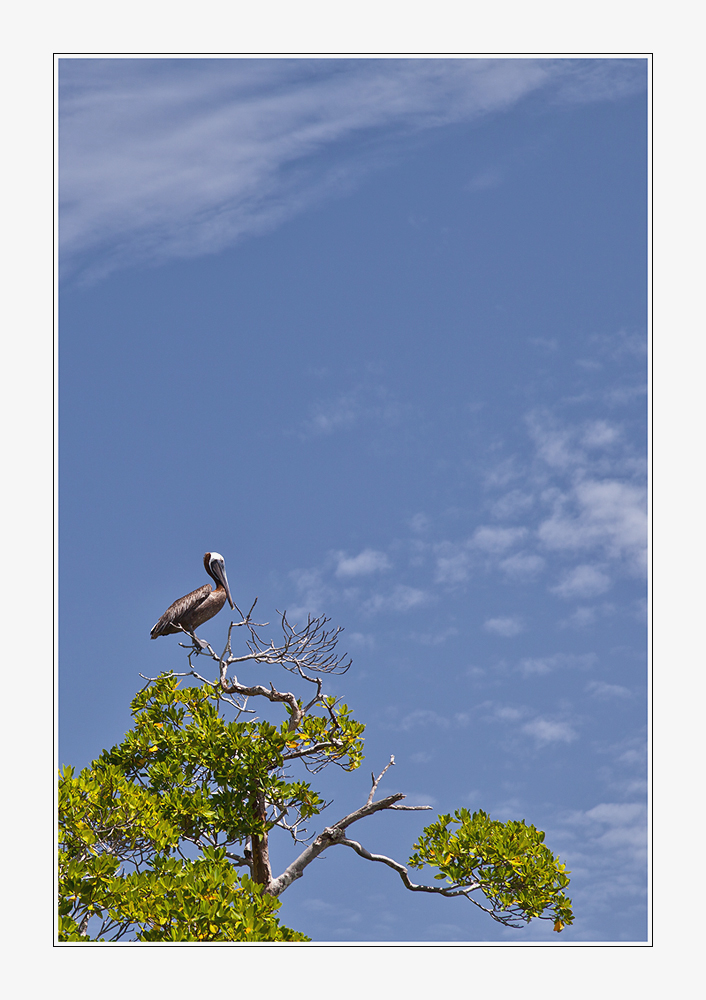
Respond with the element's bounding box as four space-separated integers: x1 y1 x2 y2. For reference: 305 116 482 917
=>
553 920 564 933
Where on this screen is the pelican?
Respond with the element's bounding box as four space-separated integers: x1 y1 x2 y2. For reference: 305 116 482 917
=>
150 552 235 639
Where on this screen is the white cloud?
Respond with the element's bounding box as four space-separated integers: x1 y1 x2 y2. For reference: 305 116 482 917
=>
582 420 620 448
472 525 527 552
528 336 558 352
347 631 376 648
547 796 647 935
434 541 473 584
364 585 429 614
301 384 404 438
484 616 524 637
409 513 430 534
482 702 578 746
561 606 597 628
393 709 468 731
521 717 578 745
59 59 647 280
465 169 502 192
558 602 619 629
493 705 525 721
433 526 528 584
410 626 459 646
586 680 631 699
482 457 521 489
335 548 391 578
551 564 612 599
538 480 647 573
568 801 646 837
500 552 545 580
301 898 362 926
605 383 647 406
518 652 596 676
287 566 332 618
490 490 534 520
526 412 579 470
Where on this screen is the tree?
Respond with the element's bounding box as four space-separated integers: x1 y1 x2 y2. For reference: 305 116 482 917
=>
59 602 574 941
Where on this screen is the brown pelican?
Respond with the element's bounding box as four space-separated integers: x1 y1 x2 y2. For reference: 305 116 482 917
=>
150 552 234 639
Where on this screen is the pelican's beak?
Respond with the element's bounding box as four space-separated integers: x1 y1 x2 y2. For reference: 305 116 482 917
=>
213 560 235 609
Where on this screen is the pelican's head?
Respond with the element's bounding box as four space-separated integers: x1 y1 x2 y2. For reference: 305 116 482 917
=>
204 551 234 608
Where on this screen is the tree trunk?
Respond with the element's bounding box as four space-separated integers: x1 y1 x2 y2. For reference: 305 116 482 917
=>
250 789 272 887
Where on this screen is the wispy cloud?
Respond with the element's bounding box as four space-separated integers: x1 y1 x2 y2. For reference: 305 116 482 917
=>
335 548 391 578
484 616 524 637
300 384 405 438
465 168 502 192
363 585 429 614
434 541 475 584
559 604 616 629
499 552 546 580
387 708 470 731
562 802 646 860
518 652 596 676
550 564 612 599
285 392 645 632
482 701 579 746
434 526 527 584
538 480 647 573
287 566 332 619
59 58 646 281
586 680 632 699
425 398 646 606
472 525 527 552
521 717 578 745
490 489 534 520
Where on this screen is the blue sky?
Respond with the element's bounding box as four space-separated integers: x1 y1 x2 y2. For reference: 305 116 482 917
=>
59 57 647 942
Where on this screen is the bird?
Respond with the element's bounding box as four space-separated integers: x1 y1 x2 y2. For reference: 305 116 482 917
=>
150 552 235 639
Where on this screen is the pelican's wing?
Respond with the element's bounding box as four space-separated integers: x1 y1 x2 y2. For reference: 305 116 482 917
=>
150 583 213 638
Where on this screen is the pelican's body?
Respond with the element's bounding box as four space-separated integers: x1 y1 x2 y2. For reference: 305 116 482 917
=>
150 552 234 639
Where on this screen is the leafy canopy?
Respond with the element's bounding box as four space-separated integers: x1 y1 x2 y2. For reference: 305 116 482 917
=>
58 674 363 941
59 673 573 940
409 808 573 931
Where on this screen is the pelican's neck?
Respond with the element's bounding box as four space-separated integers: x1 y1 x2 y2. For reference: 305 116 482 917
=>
205 559 223 591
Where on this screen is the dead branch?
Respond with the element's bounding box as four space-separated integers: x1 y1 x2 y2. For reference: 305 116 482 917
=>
218 677 304 730
179 609 351 680
166 605 353 732
266 762 432 897
334 837 514 924
367 755 395 805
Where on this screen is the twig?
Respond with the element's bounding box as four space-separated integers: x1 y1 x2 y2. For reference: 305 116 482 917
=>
367 755 395 806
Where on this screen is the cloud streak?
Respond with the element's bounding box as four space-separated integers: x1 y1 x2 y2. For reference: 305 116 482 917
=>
484 616 524 637
335 548 391 578
59 57 646 281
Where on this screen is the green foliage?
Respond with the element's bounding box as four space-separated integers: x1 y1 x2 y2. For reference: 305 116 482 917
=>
58 674 365 941
409 808 574 930
288 698 365 771
59 843 307 942
59 671 574 940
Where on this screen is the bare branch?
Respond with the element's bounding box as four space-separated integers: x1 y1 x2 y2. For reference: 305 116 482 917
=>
282 740 344 762
244 610 352 677
166 605 352 733
337 837 480 896
267 791 407 896
218 677 304 730
367 755 395 806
